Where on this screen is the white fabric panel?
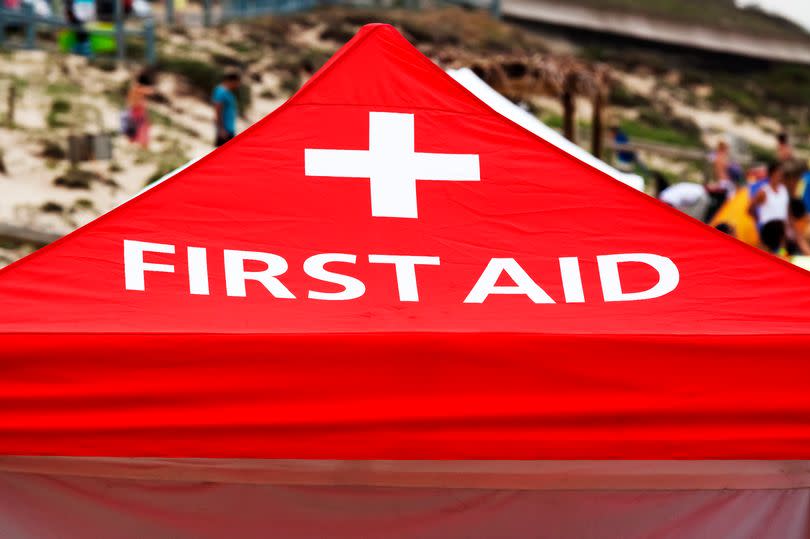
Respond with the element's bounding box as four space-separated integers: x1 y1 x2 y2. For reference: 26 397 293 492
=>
1 470 809 539
446 67 646 191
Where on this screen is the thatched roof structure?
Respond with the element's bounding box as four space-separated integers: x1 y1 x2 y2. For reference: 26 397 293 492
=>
434 48 612 154
434 49 611 101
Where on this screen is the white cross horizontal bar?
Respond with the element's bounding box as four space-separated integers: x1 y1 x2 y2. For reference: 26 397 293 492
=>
304 112 481 218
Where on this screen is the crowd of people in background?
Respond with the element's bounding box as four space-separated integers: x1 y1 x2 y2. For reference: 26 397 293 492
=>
747 156 810 256
655 132 810 258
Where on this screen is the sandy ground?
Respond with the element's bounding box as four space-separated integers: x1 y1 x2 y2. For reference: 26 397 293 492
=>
0 47 285 260
614 71 785 151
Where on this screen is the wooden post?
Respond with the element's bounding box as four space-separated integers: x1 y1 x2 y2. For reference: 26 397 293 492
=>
115 0 126 64
0 8 7 47
6 84 15 127
23 2 36 50
562 90 576 142
144 19 156 65
203 0 212 26
591 91 604 159
166 0 175 26
490 0 501 18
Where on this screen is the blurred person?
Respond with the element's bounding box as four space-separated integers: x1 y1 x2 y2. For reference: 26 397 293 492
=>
610 126 636 172
174 0 188 25
706 140 736 220
749 161 779 200
715 222 734 235
652 171 669 198
96 0 132 20
801 160 810 217
711 140 730 181
788 198 809 254
124 68 155 149
746 163 768 185
708 141 735 197
64 0 94 57
749 162 791 254
783 159 810 255
212 68 241 147
659 181 710 221
783 159 807 197
710 163 771 247
759 220 786 255
95 0 114 20
777 132 794 162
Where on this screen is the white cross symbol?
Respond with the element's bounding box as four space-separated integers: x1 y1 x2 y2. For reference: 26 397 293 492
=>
304 112 480 218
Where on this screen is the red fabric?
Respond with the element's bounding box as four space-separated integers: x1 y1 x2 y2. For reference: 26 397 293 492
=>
1 24 810 458
3 334 810 458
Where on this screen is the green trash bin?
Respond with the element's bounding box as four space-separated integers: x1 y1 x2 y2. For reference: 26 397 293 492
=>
57 23 117 54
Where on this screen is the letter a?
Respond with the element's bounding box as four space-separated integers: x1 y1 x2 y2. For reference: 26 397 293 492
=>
464 258 555 304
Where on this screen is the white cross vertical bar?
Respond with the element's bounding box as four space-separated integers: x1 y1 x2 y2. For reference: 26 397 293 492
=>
368 112 417 218
304 112 480 218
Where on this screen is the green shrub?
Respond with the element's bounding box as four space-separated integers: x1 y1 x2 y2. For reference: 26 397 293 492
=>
709 83 760 116
46 82 81 95
159 56 223 97
145 143 190 187
73 198 95 210
609 83 651 108
40 139 66 160
237 83 252 113
542 113 563 129
279 72 301 95
275 48 332 75
749 143 776 164
620 118 702 147
46 99 72 128
53 167 101 189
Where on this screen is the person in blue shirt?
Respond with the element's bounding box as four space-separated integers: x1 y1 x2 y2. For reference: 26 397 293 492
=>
212 68 241 147
802 166 810 217
610 126 636 172
748 162 778 208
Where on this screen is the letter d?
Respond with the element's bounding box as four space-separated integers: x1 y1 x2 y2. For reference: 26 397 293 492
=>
598 253 679 302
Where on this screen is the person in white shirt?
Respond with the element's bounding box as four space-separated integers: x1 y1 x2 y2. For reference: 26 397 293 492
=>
750 163 789 253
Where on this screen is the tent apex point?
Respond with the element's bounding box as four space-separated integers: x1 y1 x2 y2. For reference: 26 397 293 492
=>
359 23 397 31
353 23 403 40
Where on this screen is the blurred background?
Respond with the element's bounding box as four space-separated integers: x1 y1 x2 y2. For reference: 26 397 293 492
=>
0 0 809 266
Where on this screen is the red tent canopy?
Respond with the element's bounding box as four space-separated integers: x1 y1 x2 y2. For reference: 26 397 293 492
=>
2 23 810 459
2 24 810 538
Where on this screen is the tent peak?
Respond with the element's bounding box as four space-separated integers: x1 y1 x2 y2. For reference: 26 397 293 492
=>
358 22 397 31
